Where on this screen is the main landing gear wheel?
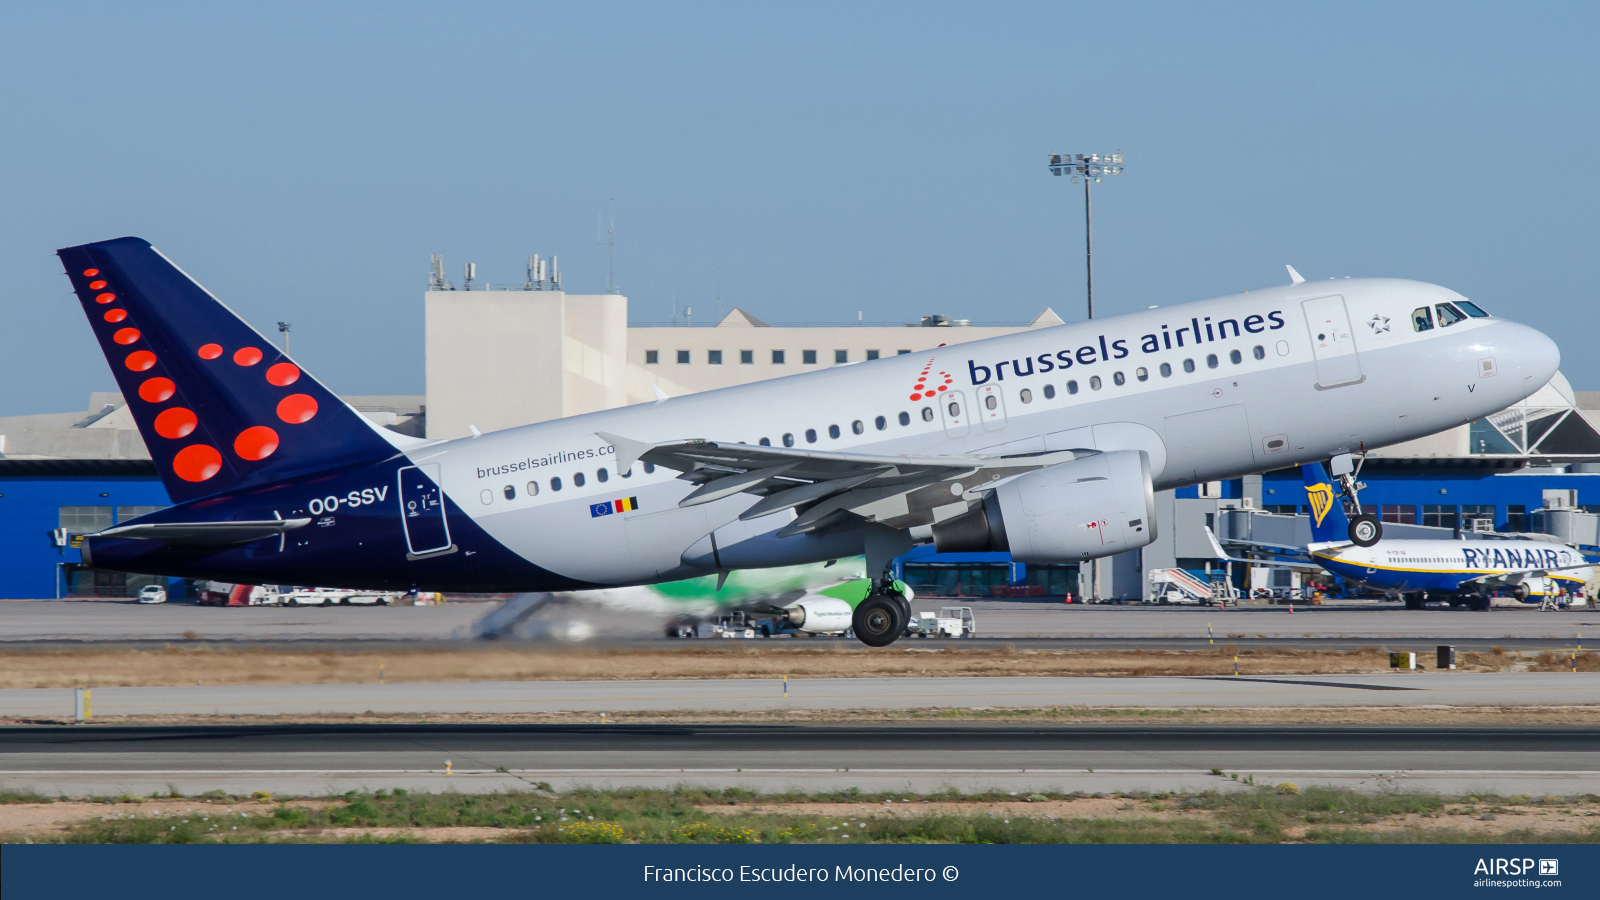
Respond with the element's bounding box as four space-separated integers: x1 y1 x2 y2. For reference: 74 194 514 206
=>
852 595 905 647
1348 514 1382 547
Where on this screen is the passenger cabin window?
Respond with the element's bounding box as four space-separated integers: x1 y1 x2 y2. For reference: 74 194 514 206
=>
503 485 516 500
597 468 609 483
783 433 795 447
645 350 659 364
759 437 771 446
1435 303 1466 326
852 420 865 434
1112 371 1125 386
1136 367 1148 381
874 416 887 430
1159 362 1172 377
644 463 656 474
551 477 563 491
984 395 997 410
948 401 960 417
1019 388 1032 403
526 480 540 495
1183 358 1196 373
921 407 934 422
1229 349 1242 364
828 424 841 439
1252 345 1265 360
1089 376 1102 391
899 411 911 426
1411 307 1434 332
1067 380 1079 394
574 472 586 487
1043 384 1056 399
805 428 817 443
1206 354 1219 369
1456 300 1490 317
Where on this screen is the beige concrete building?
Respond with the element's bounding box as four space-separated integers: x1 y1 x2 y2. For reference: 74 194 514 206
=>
423 287 1065 439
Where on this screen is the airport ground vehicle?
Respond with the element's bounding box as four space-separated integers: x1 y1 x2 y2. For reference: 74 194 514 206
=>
136 584 167 604
63 238 1559 646
906 606 975 638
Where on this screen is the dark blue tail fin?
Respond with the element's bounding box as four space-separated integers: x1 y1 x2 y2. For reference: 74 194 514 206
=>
1301 462 1351 543
57 237 398 503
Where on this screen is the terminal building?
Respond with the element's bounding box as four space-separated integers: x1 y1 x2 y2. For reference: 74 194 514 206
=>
5 257 1599 600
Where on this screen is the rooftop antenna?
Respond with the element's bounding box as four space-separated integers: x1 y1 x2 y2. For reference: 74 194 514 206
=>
463 262 476 292
429 254 454 291
598 200 618 294
277 321 292 353
525 255 540 291
550 255 560 290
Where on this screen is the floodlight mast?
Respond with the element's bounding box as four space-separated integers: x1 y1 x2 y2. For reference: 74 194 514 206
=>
1047 151 1124 320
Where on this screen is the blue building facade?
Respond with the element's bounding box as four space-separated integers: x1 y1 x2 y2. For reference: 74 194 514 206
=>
0 461 172 598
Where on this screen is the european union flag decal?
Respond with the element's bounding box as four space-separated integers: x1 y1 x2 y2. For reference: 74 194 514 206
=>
589 502 613 518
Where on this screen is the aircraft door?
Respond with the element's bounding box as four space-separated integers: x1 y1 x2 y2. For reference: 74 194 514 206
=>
975 384 1007 432
937 390 970 437
398 464 454 558
1301 295 1364 388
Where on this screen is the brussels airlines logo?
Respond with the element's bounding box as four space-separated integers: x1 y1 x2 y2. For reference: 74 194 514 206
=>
1305 482 1335 527
909 357 953 402
965 310 1286 386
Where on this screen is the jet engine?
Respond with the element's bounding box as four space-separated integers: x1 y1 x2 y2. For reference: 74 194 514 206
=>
782 596 855 633
931 449 1156 562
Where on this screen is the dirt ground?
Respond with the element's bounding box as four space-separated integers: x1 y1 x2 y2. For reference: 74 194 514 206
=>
5 794 1596 842
707 796 1600 839
0 643 1579 690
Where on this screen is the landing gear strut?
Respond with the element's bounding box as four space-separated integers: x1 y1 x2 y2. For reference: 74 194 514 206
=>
1330 453 1383 547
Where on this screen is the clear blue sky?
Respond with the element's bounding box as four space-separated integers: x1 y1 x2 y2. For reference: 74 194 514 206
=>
2 1 1595 415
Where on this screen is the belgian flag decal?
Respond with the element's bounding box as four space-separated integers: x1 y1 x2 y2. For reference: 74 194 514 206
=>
590 497 640 517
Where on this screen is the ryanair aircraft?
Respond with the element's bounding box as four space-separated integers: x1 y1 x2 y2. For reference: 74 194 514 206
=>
62 238 1561 644
1300 464 1592 609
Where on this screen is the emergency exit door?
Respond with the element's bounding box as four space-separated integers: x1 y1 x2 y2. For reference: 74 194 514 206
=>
398 463 454 558
1301 295 1363 388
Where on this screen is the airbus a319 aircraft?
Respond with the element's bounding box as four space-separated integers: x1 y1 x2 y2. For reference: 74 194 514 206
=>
63 238 1559 645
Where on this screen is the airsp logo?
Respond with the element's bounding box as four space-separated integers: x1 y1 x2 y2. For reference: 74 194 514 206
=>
1540 859 1559 876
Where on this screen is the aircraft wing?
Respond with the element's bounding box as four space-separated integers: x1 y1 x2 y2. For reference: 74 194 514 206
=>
1202 526 1318 568
598 431 1087 535
95 518 312 546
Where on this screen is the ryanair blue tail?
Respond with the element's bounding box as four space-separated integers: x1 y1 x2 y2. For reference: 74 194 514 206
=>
1301 462 1351 543
57 237 398 504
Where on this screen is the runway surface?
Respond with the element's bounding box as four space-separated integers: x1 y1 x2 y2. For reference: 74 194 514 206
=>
2 599 1597 647
5 673 1597 719
2 723 1594 797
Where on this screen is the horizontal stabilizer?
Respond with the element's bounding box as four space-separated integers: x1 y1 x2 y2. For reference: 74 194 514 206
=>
96 518 310 546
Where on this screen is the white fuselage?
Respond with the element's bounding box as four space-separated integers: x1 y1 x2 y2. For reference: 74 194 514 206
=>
403 277 1558 588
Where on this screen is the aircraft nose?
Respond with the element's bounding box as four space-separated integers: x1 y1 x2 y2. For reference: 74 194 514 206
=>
1497 319 1560 389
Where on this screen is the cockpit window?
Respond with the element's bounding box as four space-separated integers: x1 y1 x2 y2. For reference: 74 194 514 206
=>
1411 307 1434 332
1435 303 1466 327
1455 300 1489 318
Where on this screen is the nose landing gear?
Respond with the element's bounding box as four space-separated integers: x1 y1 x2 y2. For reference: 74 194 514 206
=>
1330 453 1383 547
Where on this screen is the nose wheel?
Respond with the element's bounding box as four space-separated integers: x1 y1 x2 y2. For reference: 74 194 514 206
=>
1348 514 1383 547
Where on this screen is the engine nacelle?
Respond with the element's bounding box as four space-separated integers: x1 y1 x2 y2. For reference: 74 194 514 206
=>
931 449 1157 562
783 596 855 633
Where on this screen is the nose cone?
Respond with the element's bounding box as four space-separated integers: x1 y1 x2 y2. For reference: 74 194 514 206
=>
1501 319 1561 393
